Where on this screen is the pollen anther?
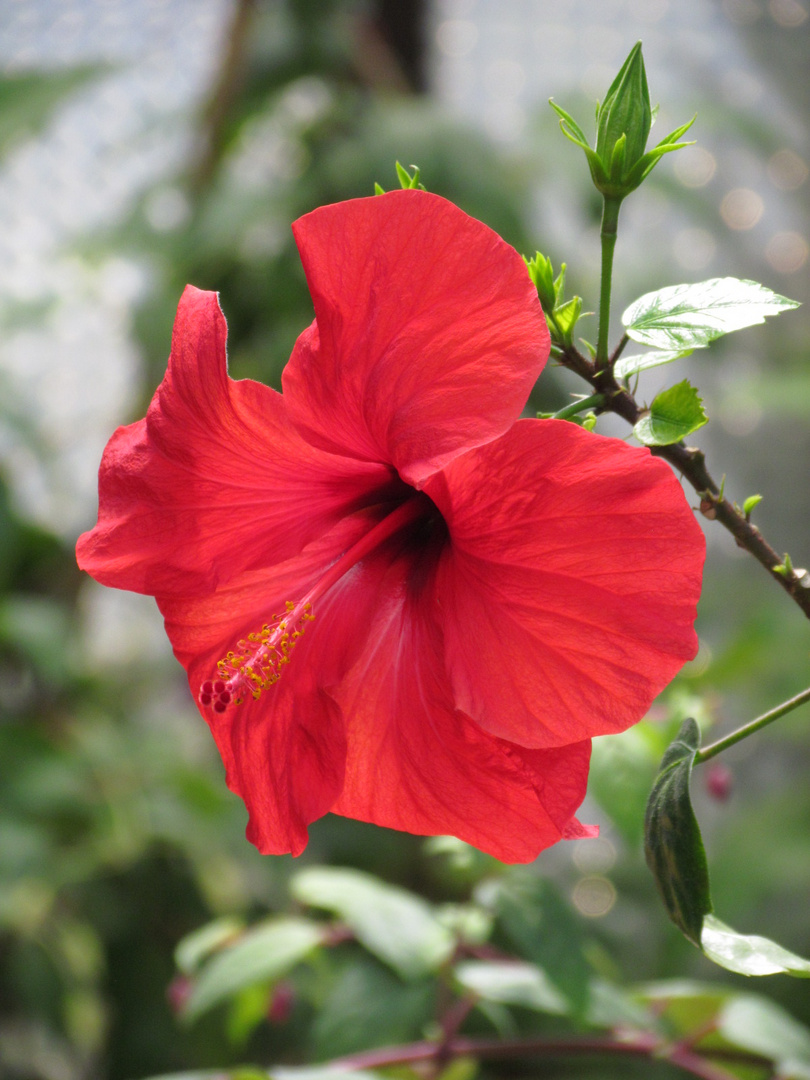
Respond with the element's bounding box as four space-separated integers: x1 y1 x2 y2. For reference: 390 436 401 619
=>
198 601 314 711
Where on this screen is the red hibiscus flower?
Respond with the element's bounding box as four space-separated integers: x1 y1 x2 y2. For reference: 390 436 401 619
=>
76 190 704 862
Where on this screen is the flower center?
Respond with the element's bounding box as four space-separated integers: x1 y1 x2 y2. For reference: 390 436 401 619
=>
198 494 430 712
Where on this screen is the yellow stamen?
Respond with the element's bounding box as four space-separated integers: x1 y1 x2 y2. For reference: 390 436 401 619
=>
199 602 314 711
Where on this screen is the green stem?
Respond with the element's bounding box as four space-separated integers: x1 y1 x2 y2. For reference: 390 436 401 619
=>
696 685 810 764
596 196 623 370
552 393 605 420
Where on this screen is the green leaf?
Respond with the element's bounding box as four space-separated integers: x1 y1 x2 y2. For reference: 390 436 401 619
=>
589 726 663 846
638 980 730 1037
623 277 799 350
586 979 658 1030
484 876 590 1016
183 917 325 1022
311 955 434 1060
742 494 763 517
633 380 707 446
701 916 810 977
454 960 567 1015
613 348 692 381
718 994 810 1073
551 296 582 343
174 916 244 975
643 718 712 945
290 867 453 979
645 726 810 977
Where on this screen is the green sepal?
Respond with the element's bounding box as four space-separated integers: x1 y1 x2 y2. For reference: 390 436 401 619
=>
549 99 610 189
608 132 627 183
548 99 590 148
644 718 712 946
373 181 385 195
623 117 696 189
395 161 425 190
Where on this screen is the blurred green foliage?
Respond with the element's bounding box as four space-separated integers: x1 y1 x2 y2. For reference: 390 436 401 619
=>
1 2 810 1079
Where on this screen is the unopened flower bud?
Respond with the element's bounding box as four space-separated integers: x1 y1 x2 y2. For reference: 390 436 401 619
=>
268 981 295 1025
596 43 651 185
550 42 695 201
705 761 733 802
166 975 192 1015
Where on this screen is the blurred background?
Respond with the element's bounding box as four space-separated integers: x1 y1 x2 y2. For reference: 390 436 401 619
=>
0 1 808 1077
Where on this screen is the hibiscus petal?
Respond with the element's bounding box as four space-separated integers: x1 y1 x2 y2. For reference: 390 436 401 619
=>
282 190 549 486
76 286 397 596
329 548 592 863
425 419 705 748
159 509 387 856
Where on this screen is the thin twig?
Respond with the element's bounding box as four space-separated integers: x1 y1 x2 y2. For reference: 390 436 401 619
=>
323 1031 764 1079
696 684 810 763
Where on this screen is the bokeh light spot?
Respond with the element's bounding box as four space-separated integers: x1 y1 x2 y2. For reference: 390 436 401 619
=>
436 19 479 58
572 876 617 918
767 149 809 191
572 838 617 875
720 188 764 230
722 0 762 22
673 227 717 271
765 231 809 273
768 0 808 24
674 147 717 188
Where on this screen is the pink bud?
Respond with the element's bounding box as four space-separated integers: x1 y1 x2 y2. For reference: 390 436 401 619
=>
268 981 295 1025
705 761 733 802
166 975 192 1014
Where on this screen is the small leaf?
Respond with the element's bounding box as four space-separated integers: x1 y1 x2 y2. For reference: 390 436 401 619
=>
485 876 591 1016
589 725 663 847
291 867 453 979
394 161 423 189
623 277 799 350
454 960 568 1015
373 182 385 195
613 347 692 381
311 956 434 1061
183 917 325 1022
644 718 712 945
633 380 707 446
551 296 583 344
742 494 763 517
174 916 244 976
719 994 810 1073
701 916 810 978
395 161 412 188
